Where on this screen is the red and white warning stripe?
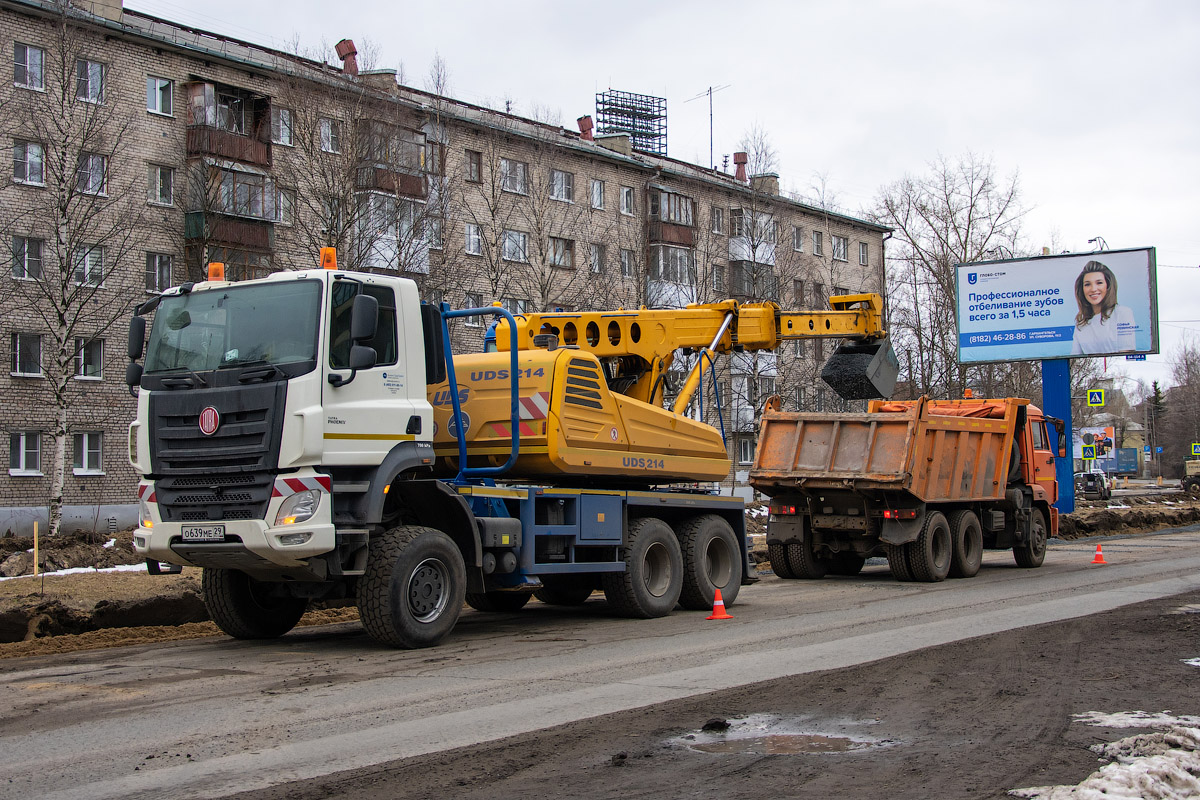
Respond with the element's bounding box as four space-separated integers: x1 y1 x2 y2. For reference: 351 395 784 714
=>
273 475 333 497
519 392 550 420
137 483 156 503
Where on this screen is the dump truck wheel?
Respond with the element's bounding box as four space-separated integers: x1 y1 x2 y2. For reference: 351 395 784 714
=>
947 510 983 579
784 528 827 579
357 525 465 648
465 591 532 612
1013 508 1048 568
202 568 308 640
907 511 952 582
886 543 914 581
677 514 742 610
827 553 866 576
602 517 683 618
768 543 796 579
1189 481 1200 499
534 576 596 606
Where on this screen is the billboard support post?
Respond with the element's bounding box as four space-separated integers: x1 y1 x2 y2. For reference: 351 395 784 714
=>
1043 358 1074 514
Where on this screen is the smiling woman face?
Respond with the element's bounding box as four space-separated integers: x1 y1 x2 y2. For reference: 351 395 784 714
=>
1081 271 1109 310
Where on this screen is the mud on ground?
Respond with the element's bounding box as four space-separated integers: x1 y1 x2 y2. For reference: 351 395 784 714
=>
1 495 1196 658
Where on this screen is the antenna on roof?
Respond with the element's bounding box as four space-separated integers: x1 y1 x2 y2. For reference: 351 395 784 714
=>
684 84 730 170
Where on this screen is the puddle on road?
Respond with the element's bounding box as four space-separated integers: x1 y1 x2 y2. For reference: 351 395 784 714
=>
672 714 895 756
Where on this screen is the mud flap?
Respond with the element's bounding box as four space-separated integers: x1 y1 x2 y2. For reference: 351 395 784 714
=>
820 335 900 400
880 517 923 546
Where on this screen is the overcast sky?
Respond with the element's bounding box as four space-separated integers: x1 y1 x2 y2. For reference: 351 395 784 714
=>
127 0 1200 392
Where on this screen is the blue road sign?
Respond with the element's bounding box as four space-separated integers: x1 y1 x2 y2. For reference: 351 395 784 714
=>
1157 446 1164 454
1081 444 1096 459
1125 354 1146 361
1193 443 1200 456
1087 389 1105 407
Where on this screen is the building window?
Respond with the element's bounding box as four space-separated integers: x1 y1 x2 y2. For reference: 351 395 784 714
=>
792 226 804 252
465 222 483 255
590 243 606 273
834 286 849 298
271 107 293 146
769 220 780 244
13 140 44 185
464 291 483 325
738 437 755 465
146 76 173 115
75 59 104 103
500 158 528 194
588 178 605 209
13 236 43 280
649 190 694 226
146 252 172 292
619 185 634 215
794 338 805 358
216 91 245 133
9 431 41 475
649 245 695 285
812 230 823 256
549 169 574 202
793 279 805 305
549 236 574 268
731 209 746 237
74 337 103 379
218 168 278 221
10 332 41 376
814 283 825 304
72 432 103 474
147 164 174 206
502 229 528 262
859 241 869 266
711 206 724 235
620 248 634 277
319 118 341 153
502 296 528 315
14 43 45 90
73 245 104 286
832 235 849 262
464 149 482 183
713 264 725 294
428 217 444 250
77 153 107 195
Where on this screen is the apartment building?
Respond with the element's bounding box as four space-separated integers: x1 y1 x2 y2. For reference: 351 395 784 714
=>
0 0 889 532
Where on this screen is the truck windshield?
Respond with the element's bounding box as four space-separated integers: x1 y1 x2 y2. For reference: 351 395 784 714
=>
144 280 321 374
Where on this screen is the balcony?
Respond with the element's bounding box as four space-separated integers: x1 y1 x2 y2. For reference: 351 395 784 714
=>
184 212 274 250
187 126 272 168
355 166 426 199
648 219 694 247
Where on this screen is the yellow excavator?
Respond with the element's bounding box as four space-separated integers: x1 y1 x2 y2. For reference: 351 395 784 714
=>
430 293 898 485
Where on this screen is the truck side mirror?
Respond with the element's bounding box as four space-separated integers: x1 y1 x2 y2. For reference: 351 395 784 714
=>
349 344 376 371
125 362 143 391
128 316 146 360
350 294 378 342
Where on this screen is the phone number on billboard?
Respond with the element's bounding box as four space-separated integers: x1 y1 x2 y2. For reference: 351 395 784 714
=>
968 332 1028 344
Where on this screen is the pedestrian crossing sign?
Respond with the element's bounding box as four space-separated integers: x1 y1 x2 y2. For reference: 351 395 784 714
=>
1081 444 1095 459
1087 389 1105 407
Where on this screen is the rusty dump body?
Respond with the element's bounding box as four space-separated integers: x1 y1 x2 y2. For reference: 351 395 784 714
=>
752 396 1030 504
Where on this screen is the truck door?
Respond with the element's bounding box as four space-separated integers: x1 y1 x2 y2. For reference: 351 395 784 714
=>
1028 417 1057 504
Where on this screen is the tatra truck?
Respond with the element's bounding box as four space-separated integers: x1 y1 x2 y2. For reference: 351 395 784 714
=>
750 395 1065 582
125 252 897 648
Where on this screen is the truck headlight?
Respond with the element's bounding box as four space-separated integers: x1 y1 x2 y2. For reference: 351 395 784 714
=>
276 490 320 525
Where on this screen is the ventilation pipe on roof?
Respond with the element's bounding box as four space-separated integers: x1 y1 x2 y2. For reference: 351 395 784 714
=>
734 151 749 183
577 115 594 141
335 39 359 77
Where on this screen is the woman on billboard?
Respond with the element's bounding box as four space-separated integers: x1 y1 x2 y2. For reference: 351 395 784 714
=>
1071 261 1136 355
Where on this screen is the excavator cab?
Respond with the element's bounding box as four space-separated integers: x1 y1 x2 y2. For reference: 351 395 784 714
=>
820 335 900 400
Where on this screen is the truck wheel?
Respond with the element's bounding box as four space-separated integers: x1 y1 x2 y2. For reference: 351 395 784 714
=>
602 517 683 618
357 525 466 648
827 553 866 576
785 530 827 579
886 543 914 581
1013 508 1048 568
907 511 952 582
947 510 983 579
1185 480 1200 499
677 514 743 610
768 543 796 579
534 576 596 606
465 591 532 612
202 568 308 639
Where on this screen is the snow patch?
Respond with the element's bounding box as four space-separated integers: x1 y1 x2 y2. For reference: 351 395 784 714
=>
103 538 116 548
1183 659 1200 668
747 505 769 518
1075 711 1200 729
1172 605 1200 615
0 563 148 583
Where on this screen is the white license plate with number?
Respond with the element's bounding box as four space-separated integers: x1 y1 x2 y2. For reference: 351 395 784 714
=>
181 524 225 543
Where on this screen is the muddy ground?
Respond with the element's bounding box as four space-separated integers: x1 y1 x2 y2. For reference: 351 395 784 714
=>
1 494 1196 658
231 588 1200 800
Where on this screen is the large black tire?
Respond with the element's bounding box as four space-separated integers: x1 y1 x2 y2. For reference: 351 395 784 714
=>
602 517 683 618
947 510 983 579
677 514 743 610
201 568 308 639
357 525 466 648
1186 480 1200 500
465 591 532 612
827 553 867 576
907 511 952 582
768 543 796 579
885 542 914 582
784 520 827 579
534 575 596 606
1013 508 1048 568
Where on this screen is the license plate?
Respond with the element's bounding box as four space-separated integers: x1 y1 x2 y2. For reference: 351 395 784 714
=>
181 524 225 543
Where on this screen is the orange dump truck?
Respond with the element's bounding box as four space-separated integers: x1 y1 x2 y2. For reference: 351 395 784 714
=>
749 396 1065 582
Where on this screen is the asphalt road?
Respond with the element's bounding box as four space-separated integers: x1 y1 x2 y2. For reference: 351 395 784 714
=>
3 527 1200 800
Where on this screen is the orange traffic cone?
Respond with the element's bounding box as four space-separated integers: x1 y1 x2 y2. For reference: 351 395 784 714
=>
1091 544 1108 565
706 588 733 620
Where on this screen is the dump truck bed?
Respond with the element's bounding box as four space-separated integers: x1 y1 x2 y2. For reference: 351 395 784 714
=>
750 397 1026 504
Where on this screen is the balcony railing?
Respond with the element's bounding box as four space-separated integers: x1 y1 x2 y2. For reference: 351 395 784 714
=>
184 212 274 250
187 125 272 168
355 166 426 198
648 219 694 247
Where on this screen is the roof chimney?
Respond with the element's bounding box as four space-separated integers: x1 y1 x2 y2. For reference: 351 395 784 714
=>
577 115 594 141
335 39 359 77
733 151 749 183
750 173 780 196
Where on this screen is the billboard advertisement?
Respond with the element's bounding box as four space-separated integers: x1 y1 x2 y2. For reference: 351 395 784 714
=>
955 247 1157 364
1074 425 1115 460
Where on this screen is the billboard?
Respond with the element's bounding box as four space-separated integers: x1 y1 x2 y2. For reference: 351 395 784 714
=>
1074 425 1115 460
955 247 1157 364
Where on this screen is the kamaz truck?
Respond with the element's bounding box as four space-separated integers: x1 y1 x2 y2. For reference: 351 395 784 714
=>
126 252 897 648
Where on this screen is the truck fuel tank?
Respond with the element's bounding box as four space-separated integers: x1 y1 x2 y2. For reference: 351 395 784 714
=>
820 335 900 400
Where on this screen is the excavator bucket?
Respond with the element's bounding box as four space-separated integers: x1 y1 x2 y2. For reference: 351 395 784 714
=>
820 335 899 400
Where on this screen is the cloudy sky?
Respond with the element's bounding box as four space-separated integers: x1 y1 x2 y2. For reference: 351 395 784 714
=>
127 0 1200 390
